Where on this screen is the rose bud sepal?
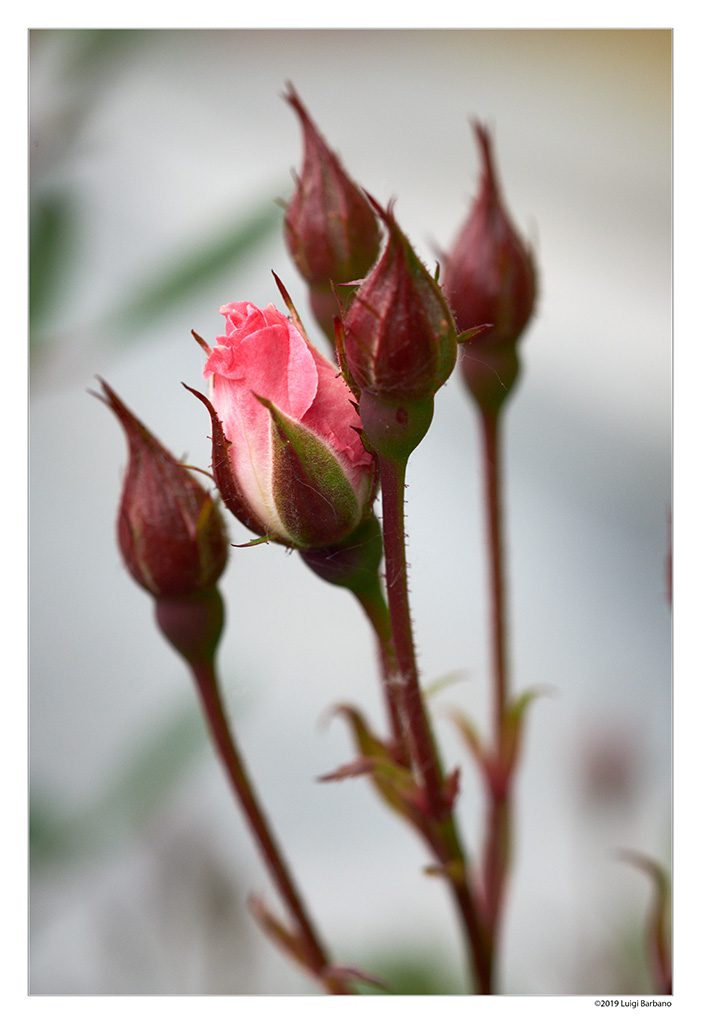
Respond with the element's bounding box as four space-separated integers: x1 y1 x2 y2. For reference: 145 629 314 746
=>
255 392 369 549
300 514 383 596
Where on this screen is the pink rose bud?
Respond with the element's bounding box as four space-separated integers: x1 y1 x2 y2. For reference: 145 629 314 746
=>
443 122 537 412
284 84 382 343
341 199 458 459
191 300 376 550
98 379 228 599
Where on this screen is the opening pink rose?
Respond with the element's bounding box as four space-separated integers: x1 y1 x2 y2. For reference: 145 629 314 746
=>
193 301 376 549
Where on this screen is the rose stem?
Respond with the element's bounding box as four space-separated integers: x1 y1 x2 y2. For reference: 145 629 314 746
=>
378 453 492 994
353 578 409 764
479 407 513 960
190 658 349 995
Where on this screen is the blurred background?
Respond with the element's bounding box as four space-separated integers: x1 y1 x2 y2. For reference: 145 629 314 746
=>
29 29 671 995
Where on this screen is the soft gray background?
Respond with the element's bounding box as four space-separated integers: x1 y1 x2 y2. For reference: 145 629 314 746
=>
30 29 671 994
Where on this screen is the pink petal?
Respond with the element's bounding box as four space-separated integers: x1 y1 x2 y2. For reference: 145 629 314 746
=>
210 374 285 538
302 347 374 488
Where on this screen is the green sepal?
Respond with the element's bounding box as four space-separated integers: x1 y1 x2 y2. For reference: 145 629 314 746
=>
255 394 361 549
300 515 383 595
231 535 273 548
456 323 492 345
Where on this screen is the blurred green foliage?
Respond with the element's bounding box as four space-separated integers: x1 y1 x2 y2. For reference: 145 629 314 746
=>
357 951 464 995
30 189 75 332
30 29 284 365
107 202 283 334
30 700 206 865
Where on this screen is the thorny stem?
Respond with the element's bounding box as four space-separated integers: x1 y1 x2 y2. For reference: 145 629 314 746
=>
191 659 350 995
479 408 513 966
378 453 492 994
378 455 446 815
353 579 409 764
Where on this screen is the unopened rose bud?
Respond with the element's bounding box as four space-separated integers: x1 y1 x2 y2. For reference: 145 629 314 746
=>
284 84 381 343
342 199 458 459
99 379 228 599
97 380 228 667
190 299 376 550
443 123 537 413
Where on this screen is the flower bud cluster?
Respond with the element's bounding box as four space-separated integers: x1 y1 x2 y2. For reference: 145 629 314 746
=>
103 98 539 658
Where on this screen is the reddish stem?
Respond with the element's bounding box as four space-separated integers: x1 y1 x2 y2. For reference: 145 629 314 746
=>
191 659 349 995
378 454 492 993
378 455 447 816
354 580 410 764
481 411 509 739
479 408 512 954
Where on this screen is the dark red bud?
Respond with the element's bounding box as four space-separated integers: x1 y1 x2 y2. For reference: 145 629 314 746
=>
283 84 382 341
444 122 537 347
343 199 458 407
98 379 228 599
443 123 537 412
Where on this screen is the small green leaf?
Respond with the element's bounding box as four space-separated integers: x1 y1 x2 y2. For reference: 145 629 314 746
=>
618 851 672 994
423 669 467 699
502 686 552 778
449 707 489 780
109 200 283 333
330 705 424 829
247 894 310 974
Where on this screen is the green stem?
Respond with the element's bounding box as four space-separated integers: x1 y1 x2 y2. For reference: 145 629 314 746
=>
378 453 492 994
191 658 349 995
